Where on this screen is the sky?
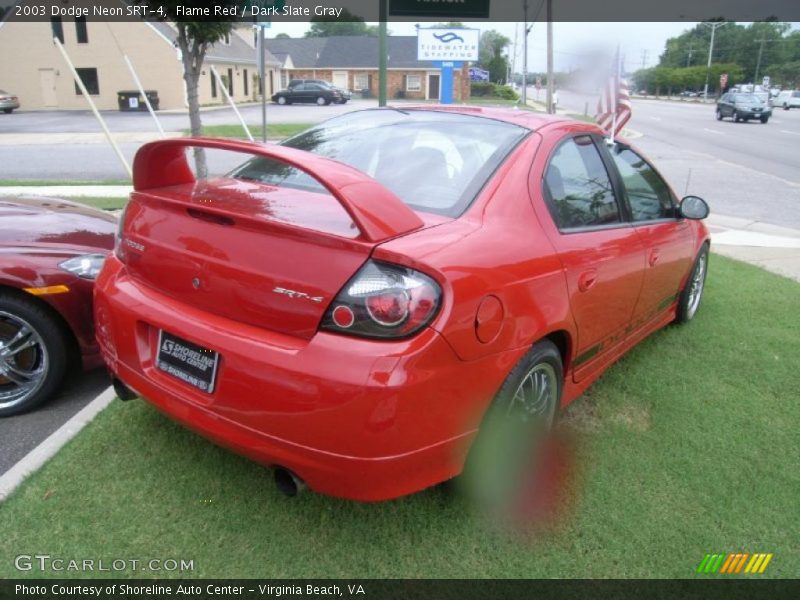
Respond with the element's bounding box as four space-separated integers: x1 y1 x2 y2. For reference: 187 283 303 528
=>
263 21 697 72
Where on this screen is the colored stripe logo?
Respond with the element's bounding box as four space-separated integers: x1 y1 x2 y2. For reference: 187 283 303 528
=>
696 553 773 574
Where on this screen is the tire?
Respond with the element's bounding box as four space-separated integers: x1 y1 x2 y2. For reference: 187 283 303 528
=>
783 103 789 111
732 110 740 123
276 96 287 105
715 109 722 121
0 293 68 417
460 340 563 505
675 244 709 324
316 96 327 106
2 108 12 114
761 116 769 124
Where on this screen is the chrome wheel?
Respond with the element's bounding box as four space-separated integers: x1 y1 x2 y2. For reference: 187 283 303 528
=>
506 362 558 428
686 253 706 319
0 311 49 411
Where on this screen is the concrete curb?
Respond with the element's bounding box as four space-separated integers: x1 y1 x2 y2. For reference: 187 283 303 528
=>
0 386 115 503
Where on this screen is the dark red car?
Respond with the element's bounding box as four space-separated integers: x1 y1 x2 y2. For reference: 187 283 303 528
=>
0 197 115 416
96 107 710 501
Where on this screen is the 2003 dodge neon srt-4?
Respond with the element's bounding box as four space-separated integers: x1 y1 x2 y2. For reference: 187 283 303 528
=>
95 107 711 501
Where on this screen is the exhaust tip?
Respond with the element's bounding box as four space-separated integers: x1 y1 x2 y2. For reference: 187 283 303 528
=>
112 377 139 401
274 467 306 497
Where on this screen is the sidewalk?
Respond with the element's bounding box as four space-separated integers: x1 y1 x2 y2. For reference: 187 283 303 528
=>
1 185 798 282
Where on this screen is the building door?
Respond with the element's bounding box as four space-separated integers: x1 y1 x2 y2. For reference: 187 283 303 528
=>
39 69 58 107
332 71 348 90
427 73 440 100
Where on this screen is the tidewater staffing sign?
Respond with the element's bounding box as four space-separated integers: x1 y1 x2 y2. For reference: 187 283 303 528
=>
417 28 479 62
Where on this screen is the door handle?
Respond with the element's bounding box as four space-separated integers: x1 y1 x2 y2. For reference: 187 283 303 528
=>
578 269 598 292
649 249 660 267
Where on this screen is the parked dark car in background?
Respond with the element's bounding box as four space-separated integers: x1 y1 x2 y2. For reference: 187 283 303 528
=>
0 90 20 114
287 79 351 104
0 197 115 416
716 93 771 123
272 83 345 106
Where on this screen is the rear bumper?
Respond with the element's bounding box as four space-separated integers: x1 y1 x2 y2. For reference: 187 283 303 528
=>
95 257 515 501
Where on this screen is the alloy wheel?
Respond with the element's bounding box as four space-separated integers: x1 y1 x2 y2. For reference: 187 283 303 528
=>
0 311 49 411
506 362 558 428
686 254 707 319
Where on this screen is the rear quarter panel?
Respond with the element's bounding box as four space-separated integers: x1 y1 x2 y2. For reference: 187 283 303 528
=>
374 134 576 367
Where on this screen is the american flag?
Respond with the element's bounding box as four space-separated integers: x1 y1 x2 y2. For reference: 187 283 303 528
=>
595 51 632 140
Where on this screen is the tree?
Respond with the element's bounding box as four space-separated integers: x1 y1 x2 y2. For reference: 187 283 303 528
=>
478 30 511 84
658 21 795 82
151 2 238 177
274 32 291 39
305 10 379 37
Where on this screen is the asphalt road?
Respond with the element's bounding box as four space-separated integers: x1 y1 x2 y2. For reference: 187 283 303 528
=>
0 369 109 475
0 98 377 134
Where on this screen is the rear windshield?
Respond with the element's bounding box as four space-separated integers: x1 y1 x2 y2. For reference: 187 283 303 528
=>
228 109 529 217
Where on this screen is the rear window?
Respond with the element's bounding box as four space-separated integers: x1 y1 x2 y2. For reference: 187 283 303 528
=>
228 109 529 217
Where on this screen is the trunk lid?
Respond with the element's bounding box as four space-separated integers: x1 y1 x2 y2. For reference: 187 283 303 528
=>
121 139 432 339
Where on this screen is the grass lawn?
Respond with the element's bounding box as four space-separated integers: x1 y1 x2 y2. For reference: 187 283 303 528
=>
66 196 127 211
0 256 797 578
183 123 312 140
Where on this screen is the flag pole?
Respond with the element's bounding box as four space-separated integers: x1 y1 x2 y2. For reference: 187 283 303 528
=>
609 47 621 145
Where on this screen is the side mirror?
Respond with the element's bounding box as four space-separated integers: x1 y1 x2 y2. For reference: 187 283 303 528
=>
679 196 710 220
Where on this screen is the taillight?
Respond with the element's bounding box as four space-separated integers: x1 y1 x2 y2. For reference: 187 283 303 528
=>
114 203 129 263
321 260 441 339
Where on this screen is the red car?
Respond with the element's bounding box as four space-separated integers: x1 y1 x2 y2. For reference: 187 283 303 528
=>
0 197 115 416
95 107 710 501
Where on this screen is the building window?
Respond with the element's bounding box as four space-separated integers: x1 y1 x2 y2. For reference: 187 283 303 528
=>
406 74 422 92
281 71 288 88
75 17 88 43
227 68 234 96
74 68 99 95
354 73 369 91
50 17 64 44
211 72 217 98
243 69 248 96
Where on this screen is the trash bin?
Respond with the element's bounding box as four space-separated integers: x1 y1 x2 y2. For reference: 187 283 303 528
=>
360 88 372 99
117 90 160 112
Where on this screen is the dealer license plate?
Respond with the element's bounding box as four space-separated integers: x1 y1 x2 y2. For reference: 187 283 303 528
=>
156 330 219 393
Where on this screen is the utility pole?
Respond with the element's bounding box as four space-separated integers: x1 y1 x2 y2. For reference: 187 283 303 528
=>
754 39 766 83
701 21 727 102
546 0 554 113
641 49 648 70
522 1 528 105
686 45 693 67
378 0 387 107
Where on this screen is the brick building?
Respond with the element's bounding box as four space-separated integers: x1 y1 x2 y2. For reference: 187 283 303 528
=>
267 36 471 102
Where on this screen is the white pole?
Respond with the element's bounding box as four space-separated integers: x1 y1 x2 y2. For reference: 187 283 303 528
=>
610 48 621 145
210 65 254 142
53 37 132 178
123 55 165 138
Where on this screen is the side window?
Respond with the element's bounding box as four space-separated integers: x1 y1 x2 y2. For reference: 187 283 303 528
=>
543 136 621 230
608 146 675 221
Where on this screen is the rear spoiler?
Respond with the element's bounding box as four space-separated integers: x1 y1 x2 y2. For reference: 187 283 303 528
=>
132 137 424 243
